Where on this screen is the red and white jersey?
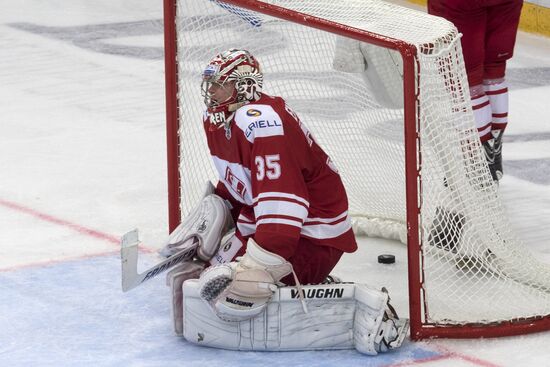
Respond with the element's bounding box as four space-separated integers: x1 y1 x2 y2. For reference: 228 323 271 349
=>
204 94 357 259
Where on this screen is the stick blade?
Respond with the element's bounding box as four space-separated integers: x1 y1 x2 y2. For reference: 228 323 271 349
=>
121 229 140 292
122 229 140 248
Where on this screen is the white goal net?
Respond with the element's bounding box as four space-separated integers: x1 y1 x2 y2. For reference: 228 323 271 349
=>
166 0 550 337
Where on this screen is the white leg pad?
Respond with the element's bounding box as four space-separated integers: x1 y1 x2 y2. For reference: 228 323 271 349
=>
354 286 408 355
180 280 409 354
167 261 206 335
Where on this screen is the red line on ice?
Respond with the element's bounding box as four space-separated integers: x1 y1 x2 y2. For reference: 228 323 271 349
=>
381 354 452 366
435 345 502 367
0 250 120 273
0 198 120 244
0 198 156 271
380 344 502 367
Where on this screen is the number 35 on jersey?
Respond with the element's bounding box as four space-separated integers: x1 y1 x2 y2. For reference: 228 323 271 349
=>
255 154 281 180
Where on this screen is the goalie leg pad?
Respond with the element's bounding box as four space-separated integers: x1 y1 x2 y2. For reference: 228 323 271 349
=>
160 187 233 261
167 261 206 335
181 281 409 354
354 286 409 355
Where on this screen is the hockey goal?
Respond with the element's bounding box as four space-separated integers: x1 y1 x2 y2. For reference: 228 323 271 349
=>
163 0 550 339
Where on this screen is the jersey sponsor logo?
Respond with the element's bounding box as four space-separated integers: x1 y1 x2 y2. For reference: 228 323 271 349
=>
225 296 254 308
244 119 282 138
246 108 262 117
290 287 345 299
209 111 227 125
225 166 247 200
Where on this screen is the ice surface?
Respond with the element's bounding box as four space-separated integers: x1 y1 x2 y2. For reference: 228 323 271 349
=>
1 1 550 366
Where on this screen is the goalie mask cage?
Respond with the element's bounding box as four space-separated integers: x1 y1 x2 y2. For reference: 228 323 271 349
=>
163 0 550 339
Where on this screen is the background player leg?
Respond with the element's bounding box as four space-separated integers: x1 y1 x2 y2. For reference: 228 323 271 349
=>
483 0 523 180
428 0 498 180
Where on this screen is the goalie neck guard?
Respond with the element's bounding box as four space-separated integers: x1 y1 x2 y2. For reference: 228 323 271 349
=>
201 49 263 131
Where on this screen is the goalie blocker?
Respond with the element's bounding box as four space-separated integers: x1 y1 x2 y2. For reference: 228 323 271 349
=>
176 279 409 355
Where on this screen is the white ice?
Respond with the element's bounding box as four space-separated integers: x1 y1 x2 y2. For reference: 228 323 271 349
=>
1 1 550 366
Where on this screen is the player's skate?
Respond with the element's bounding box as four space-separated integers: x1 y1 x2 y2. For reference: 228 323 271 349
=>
493 129 504 180
427 206 465 252
482 138 499 182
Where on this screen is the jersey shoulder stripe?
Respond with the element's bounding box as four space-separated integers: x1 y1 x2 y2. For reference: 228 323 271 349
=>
234 104 284 143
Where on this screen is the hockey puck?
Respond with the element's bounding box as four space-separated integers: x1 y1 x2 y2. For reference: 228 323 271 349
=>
378 254 395 264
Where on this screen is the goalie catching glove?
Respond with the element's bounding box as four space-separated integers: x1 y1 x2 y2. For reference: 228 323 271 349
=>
197 237 306 322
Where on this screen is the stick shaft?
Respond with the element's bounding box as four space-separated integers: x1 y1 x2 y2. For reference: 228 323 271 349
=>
121 229 198 291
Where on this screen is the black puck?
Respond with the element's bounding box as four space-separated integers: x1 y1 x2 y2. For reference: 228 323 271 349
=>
378 254 395 264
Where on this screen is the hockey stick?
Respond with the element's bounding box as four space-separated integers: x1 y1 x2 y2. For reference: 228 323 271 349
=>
121 229 198 292
210 0 262 27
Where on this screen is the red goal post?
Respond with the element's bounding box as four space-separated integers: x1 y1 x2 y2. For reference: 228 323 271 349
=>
163 0 550 340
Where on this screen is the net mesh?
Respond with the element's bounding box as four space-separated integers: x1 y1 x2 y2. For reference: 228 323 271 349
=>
171 0 550 326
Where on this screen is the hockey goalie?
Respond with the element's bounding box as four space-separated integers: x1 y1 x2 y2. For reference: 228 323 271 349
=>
160 49 409 355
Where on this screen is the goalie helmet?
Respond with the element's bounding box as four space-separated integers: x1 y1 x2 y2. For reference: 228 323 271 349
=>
201 49 263 129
